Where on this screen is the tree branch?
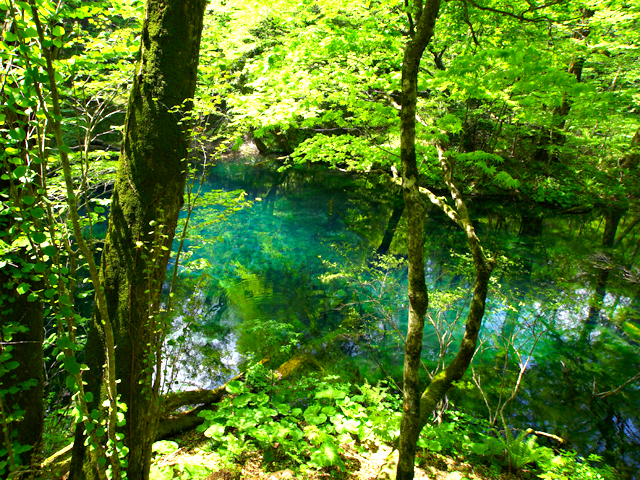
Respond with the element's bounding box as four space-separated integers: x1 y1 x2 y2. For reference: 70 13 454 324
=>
464 0 562 23
595 371 640 399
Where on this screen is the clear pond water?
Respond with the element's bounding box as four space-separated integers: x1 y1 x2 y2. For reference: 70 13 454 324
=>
167 157 640 477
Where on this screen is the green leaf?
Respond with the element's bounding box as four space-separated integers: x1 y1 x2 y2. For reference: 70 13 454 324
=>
232 394 251 407
304 405 328 426
30 207 45 219
34 262 47 273
321 405 337 416
12 166 28 179
52 25 65 37
152 440 179 455
226 380 244 394
16 283 30 295
32 232 47 244
150 465 173 480
63 356 81 376
57 336 74 350
65 375 77 391
23 27 37 39
4 361 19 371
9 128 26 141
203 423 225 438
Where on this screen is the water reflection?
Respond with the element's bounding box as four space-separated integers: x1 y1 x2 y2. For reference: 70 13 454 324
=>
169 157 640 477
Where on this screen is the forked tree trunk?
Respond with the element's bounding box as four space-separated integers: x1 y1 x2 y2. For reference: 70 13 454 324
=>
396 2 501 478
396 2 441 479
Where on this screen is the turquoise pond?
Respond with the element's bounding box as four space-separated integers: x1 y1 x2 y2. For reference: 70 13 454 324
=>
165 156 640 477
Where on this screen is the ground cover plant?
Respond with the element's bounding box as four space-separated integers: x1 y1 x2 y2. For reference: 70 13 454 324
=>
144 372 619 480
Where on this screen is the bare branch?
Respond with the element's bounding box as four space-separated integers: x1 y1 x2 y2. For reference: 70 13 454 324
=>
460 0 480 46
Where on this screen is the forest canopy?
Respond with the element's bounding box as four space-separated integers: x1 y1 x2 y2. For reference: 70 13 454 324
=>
1 0 639 479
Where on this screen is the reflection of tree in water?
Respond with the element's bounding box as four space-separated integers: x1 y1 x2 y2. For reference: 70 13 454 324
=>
172 159 640 477
349 204 640 477
448 206 640 478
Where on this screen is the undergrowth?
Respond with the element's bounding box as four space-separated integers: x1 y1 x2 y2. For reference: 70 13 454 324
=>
149 367 619 479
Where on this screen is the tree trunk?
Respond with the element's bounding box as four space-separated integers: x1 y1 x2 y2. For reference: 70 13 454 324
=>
0 116 44 480
0 270 43 476
396 2 441 479
69 1 208 479
68 326 104 480
414 145 496 440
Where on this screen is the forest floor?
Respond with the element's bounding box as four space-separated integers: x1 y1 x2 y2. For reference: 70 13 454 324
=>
153 428 527 480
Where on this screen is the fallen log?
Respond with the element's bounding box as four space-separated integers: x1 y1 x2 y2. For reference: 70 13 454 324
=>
156 355 321 439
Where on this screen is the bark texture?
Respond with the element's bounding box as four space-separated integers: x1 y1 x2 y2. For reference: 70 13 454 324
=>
396 2 441 479
70 1 208 479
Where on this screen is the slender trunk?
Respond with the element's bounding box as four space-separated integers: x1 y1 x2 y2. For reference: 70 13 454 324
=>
538 8 594 159
396 2 441 479
68 325 104 480
418 256 492 423
418 146 496 426
0 66 44 479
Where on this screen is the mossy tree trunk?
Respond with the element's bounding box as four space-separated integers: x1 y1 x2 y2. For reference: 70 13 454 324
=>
70 1 208 479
